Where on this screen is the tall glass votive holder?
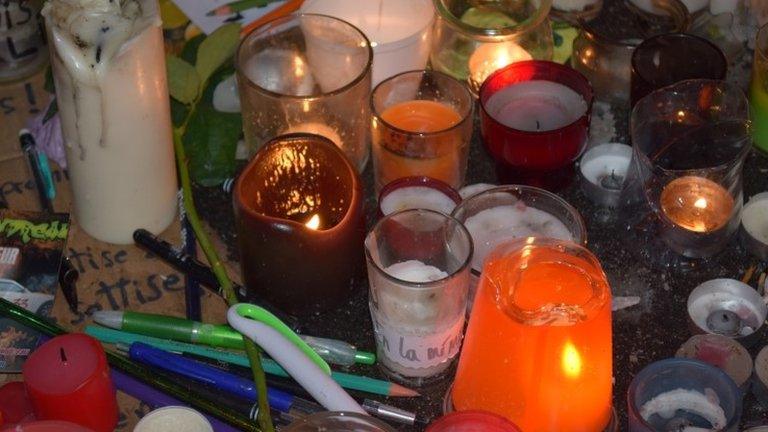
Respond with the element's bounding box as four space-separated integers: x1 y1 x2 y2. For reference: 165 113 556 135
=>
630 33 727 107
233 133 365 316
450 238 613 432
371 70 473 192
365 209 472 386
237 14 373 171
479 60 593 190
451 185 587 312
627 358 742 432
430 0 554 94
629 79 751 261
750 24 768 154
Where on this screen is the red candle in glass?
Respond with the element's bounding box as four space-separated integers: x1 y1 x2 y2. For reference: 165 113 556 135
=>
22 334 117 432
479 60 593 191
234 133 366 315
0 382 33 425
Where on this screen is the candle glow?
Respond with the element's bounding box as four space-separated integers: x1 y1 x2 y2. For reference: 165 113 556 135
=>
468 42 532 89
305 214 321 230
660 176 734 233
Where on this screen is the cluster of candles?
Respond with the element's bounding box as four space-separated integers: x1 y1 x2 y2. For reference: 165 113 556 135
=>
31 0 768 430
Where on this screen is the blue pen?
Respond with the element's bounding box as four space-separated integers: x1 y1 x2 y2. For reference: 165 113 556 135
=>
127 342 294 412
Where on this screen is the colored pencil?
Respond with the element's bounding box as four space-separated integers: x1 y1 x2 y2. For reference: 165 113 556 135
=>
240 0 304 36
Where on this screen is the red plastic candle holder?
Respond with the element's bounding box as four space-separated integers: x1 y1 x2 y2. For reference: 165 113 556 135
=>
479 60 593 191
22 334 117 432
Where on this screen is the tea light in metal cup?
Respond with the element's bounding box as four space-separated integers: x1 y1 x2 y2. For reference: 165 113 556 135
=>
627 358 743 432
378 177 462 217
753 346 768 411
579 143 632 207
687 278 768 347
134 407 213 432
741 192 768 261
676 334 753 391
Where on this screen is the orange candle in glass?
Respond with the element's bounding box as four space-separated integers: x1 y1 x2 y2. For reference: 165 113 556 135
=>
452 238 613 432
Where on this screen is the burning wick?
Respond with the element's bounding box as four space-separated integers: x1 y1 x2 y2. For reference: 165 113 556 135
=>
305 214 321 230
60 347 68 363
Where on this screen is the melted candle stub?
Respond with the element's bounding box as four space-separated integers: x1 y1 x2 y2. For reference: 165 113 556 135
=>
484 81 588 132
639 388 727 431
380 186 457 215
384 260 449 283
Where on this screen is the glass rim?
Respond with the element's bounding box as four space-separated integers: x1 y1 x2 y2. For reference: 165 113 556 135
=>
378 176 463 213
370 69 474 138
365 208 473 289
630 78 752 173
757 22 768 63
478 60 594 137
432 0 552 41
630 32 727 84
626 358 743 431
234 133 361 232
578 22 641 48
236 13 373 101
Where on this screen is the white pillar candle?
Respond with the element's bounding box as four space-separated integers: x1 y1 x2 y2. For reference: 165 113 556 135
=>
42 0 177 244
484 80 588 132
380 186 457 215
134 407 213 432
629 0 708 14
372 260 465 379
552 0 601 12
463 205 574 272
468 42 532 89
300 0 434 86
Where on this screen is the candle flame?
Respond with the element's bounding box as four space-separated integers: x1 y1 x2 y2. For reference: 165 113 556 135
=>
694 197 708 209
305 214 321 230
561 342 582 378
468 42 532 86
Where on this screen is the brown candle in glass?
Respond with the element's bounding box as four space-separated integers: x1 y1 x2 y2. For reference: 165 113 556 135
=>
233 133 365 315
660 176 734 233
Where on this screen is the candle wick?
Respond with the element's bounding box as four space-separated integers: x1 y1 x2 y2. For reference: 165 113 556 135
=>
536 120 540 131
60 347 68 363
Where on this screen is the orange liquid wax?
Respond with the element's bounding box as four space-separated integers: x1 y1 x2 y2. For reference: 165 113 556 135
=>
452 244 613 432
373 100 467 189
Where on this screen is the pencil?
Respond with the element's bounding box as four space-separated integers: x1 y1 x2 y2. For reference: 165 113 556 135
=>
206 0 280 17
18 129 54 213
85 325 419 398
240 0 304 36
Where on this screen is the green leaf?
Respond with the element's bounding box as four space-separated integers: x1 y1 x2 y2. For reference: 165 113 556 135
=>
181 34 206 65
166 55 200 104
170 98 189 128
196 23 240 85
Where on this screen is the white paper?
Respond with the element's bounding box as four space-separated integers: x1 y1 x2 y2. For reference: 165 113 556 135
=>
172 0 287 34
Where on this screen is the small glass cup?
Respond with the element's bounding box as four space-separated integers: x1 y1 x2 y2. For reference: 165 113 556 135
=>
365 209 472 386
371 70 474 192
571 25 638 106
627 358 742 432
628 79 751 260
237 14 373 171
630 33 727 107
750 24 768 154
378 176 462 217
430 0 554 94
284 411 397 431
451 238 613 432
479 60 593 190
451 185 587 312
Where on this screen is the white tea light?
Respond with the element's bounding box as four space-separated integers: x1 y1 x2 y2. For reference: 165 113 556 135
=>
484 80 588 132
458 183 497 199
380 186 458 216
579 143 632 207
741 192 768 260
134 407 213 432
639 388 727 430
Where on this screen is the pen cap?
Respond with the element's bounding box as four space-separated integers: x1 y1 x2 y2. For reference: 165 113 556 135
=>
283 412 397 431
426 411 522 431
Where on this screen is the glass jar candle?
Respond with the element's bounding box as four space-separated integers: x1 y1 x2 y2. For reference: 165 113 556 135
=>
42 0 178 244
750 24 768 154
571 25 637 105
431 0 553 94
451 238 613 432
0 0 47 82
237 14 373 172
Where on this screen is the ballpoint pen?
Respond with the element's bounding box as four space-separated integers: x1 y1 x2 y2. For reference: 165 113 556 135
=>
93 309 375 366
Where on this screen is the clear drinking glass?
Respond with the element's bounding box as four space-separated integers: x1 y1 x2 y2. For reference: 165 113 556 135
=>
430 0 553 93
629 79 751 260
571 25 637 105
365 209 472 386
237 14 373 171
371 70 473 191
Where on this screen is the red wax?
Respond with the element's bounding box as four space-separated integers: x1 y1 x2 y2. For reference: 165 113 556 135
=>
22 334 117 432
0 382 34 425
1 421 94 431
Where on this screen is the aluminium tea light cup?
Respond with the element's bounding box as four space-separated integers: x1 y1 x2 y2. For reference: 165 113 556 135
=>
687 279 768 348
741 192 768 261
676 334 753 391
753 346 768 411
378 177 462 217
134 407 213 432
579 143 632 208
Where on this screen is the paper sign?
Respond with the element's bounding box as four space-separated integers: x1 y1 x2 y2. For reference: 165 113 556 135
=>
172 0 287 34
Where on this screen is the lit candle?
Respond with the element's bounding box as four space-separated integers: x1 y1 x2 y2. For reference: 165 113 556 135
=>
134 407 213 432
452 239 612 431
282 123 344 150
300 0 434 86
659 176 734 233
22 334 118 432
234 134 365 315
579 143 632 207
42 0 178 244
484 80 588 132
741 192 768 260
378 177 461 216
468 42 532 90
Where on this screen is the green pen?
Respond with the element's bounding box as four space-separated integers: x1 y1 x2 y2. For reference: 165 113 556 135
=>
93 310 375 366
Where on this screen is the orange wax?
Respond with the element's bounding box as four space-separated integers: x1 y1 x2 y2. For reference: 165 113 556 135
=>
373 100 467 189
452 240 613 432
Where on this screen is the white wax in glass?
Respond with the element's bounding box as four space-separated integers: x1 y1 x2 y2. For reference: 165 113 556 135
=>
742 193 768 245
283 122 344 149
300 0 434 86
380 186 457 216
579 143 632 187
464 205 574 272
630 0 708 14
459 183 497 199
484 80 588 132
553 0 601 12
639 388 727 430
468 42 532 87
42 0 177 244
134 407 213 432
385 260 449 283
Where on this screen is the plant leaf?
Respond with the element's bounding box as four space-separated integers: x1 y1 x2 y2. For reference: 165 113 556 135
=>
195 23 240 85
181 34 206 65
170 98 189 128
166 55 200 104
